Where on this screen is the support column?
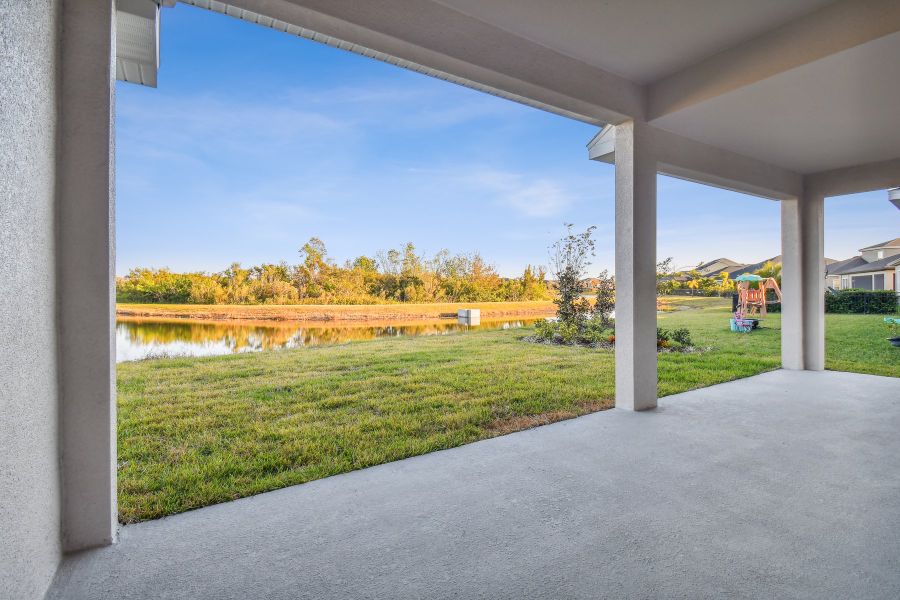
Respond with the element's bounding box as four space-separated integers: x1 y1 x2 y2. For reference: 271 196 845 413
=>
801 193 825 370
780 198 804 370
58 0 117 550
780 192 825 371
614 121 658 410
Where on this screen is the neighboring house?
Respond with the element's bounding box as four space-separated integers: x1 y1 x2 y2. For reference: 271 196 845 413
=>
729 256 782 279
580 277 601 291
694 258 745 277
672 258 745 282
826 238 900 290
675 255 837 282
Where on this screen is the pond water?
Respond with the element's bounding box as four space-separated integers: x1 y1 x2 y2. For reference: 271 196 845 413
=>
116 317 539 362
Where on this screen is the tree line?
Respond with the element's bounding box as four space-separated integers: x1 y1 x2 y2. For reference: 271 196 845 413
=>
117 238 553 305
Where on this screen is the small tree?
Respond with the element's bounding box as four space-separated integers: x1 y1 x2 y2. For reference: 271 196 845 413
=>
549 224 596 325
593 269 615 327
656 257 674 296
717 271 734 294
295 237 330 299
755 261 782 285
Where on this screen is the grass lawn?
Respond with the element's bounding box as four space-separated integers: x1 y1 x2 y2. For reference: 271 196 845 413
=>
117 299 897 523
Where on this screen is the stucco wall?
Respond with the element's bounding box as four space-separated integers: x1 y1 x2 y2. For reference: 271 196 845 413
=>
0 0 62 597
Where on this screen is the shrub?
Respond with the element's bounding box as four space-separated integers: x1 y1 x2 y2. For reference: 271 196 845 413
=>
578 316 611 344
670 328 692 347
534 319 556 341
825 289 897 314
558 321 580 344
764 290 896 315
530 320 691 352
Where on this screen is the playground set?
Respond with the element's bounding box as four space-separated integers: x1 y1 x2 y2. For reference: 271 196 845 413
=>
730 273 782 333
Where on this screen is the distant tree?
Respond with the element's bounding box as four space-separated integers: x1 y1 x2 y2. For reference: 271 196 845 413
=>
755 261 782 285
116 267 193 303
295 238 331 299
248 263 297 304
221 263 252 304
549 224 596 325
513 264 552 301
593 269 615 327
189 277 227 304
656 257 674 296
351 256 378 273
717 271 734 294
376 248 401 276
117 238 552 306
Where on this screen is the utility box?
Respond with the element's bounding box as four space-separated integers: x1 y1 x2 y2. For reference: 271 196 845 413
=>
457 309 481 326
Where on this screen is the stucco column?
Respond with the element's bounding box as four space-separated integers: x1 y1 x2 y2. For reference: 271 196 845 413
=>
780 198 804 370
801 193 825 370
780 192 825 371
614 121 658 410
58 0 117 550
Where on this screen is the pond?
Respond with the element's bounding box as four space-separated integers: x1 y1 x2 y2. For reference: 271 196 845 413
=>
116 317 539 362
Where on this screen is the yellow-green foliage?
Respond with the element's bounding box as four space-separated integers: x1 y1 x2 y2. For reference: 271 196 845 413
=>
117 238 553 305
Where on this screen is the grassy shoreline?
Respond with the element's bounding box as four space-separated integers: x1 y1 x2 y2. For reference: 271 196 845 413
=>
116 300 558 323
116 300 897 523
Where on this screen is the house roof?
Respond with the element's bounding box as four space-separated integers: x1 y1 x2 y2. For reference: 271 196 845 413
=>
831 254 900 276
729 256 781 278
826 256 866 276
697 258 743 269
693 258 747 277
859 237 900 251
727 255 836 278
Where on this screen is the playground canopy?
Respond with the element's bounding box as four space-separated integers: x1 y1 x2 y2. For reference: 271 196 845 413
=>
734 274 763 282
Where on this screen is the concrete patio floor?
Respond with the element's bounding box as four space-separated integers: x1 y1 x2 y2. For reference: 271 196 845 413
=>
49 369 900 599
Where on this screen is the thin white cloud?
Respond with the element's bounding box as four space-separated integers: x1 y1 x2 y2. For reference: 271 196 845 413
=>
503 180 573 217
467 170 576 217
284 81 522 130
243 199 313 222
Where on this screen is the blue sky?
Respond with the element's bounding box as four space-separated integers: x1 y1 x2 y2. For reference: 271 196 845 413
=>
116 4 898 277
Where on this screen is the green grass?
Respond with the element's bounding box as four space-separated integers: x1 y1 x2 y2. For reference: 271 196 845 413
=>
825 313 899 376
117 299 897 523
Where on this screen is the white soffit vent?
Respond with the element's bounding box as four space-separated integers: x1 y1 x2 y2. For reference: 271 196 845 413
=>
180 0 602 125
116 0 161 87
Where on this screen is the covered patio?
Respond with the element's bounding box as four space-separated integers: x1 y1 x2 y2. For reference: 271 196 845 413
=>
50 370 900 599
3 0 900 597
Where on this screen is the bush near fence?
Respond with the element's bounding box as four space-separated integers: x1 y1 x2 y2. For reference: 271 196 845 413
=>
761 289 898 314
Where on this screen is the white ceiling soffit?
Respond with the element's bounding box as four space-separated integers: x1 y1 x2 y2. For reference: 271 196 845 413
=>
116 0 162 87
433 0 833 84
179 0 604 125
653 31 900 174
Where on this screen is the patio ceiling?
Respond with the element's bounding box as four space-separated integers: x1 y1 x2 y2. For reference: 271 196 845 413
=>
435 0 835 84
652 30 900 174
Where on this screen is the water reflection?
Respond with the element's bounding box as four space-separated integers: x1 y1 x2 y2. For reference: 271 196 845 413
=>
116 317 537 362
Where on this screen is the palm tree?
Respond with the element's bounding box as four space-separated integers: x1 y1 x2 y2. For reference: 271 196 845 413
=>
754 261 782 285
718 271 734 294
686 279 700 295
